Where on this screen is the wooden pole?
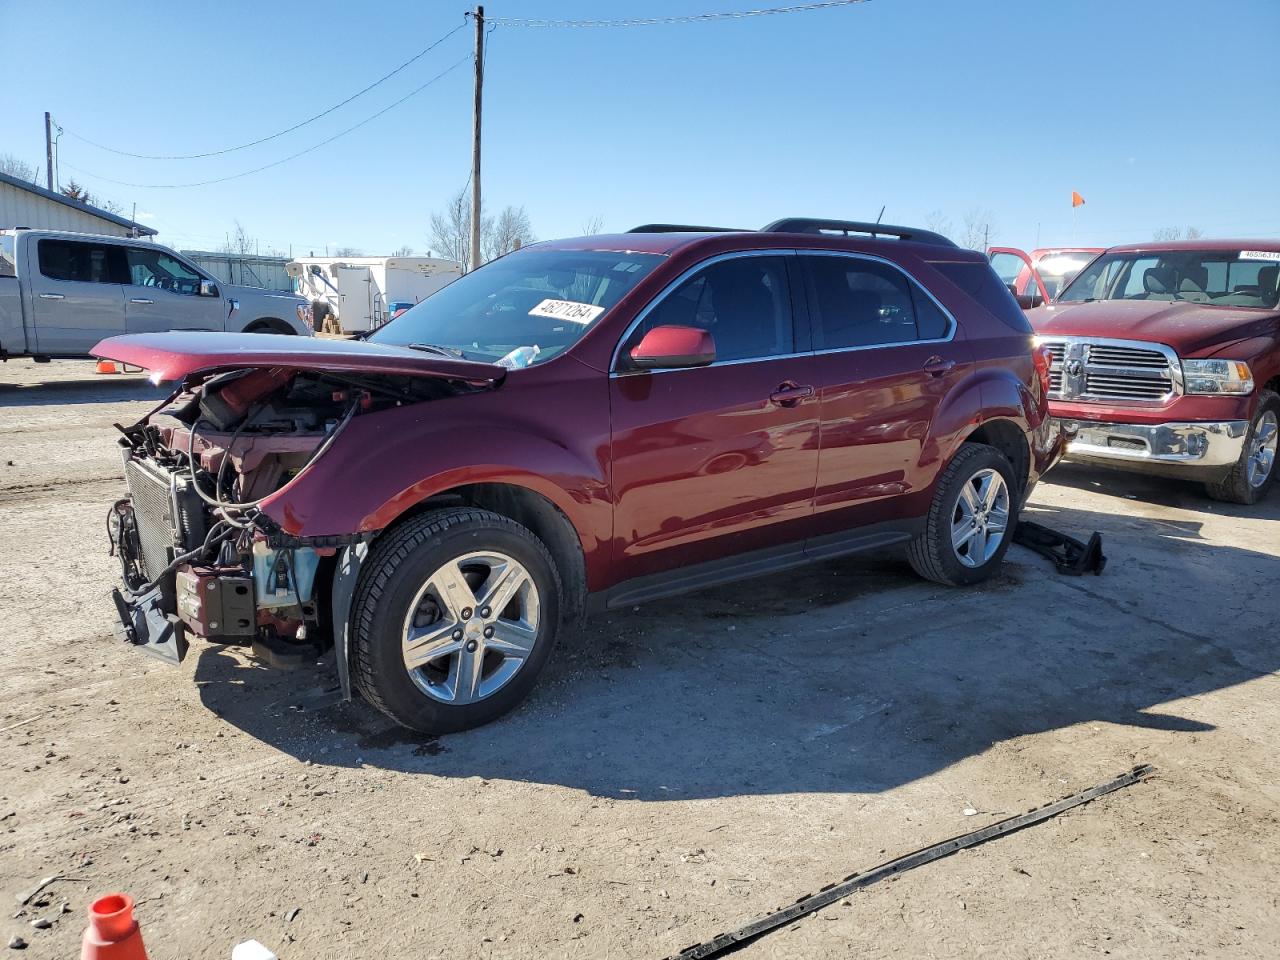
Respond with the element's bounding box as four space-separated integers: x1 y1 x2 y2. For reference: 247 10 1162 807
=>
44 112 54 191
469 5 485 273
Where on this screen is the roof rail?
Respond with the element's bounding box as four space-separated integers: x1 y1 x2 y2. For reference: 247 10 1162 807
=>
626 223 745 234
761 218 956 247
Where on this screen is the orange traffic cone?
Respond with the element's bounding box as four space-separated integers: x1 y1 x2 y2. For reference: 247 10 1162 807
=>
81 893 148 959
95 359 119 375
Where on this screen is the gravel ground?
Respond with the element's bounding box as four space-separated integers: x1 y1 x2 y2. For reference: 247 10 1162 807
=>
1 359 1277 959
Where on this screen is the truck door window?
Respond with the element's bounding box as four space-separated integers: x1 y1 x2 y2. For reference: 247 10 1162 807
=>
126 248 203 295
38 239 117 283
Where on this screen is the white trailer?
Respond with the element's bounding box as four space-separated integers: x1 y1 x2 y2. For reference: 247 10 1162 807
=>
286 256 462 334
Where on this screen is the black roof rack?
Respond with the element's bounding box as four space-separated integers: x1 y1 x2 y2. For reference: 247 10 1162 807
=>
626 223 745 233
761 218 956 248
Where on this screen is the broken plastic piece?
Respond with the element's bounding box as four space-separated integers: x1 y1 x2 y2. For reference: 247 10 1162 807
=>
1013 520 1106 576
231 940 277 960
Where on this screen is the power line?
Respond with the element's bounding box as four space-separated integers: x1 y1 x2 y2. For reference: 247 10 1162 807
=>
62 22 467 161
62 55 471 189
483 0 870 28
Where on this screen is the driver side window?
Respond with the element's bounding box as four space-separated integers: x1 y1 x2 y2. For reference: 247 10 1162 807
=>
125 247 203 296
627 256 793 364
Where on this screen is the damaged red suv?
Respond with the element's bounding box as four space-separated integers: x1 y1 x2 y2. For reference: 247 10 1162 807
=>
97 219 1064 733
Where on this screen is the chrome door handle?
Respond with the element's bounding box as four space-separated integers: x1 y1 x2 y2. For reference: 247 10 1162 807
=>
39 293 64 300
130 298 154 304
923 356 955 377
769 382 815 407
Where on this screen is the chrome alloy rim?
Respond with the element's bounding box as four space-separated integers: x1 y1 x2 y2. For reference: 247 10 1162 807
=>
1247 410 1278 489
400 551 540 704
952 468 1010 568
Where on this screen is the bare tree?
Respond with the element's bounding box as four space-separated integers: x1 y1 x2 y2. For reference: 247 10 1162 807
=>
0 153 38 183
485 205 535 261
959 207 997 250
429 186 493 273
392 245 414 257
1152 226 1205 241
220 221 256 255
923 209 954 242
332 247 364 258
581 214 605 236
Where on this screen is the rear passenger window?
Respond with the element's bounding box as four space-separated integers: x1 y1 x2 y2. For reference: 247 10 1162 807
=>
631 256 793 363
930 260 1031 333
804 256 948 348
38 239 118 283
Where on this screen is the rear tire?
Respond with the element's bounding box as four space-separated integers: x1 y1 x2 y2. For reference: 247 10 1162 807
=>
351 508 562 734
1204 390 1279 505
907 443 1019 586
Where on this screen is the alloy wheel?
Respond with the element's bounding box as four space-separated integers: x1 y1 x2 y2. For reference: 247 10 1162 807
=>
1247 410 1278 489
400 551 541 704
951 468 1010 568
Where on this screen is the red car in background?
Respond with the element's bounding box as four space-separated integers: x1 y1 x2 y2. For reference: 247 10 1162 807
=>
990 247 1104 308
1027 240 1280 504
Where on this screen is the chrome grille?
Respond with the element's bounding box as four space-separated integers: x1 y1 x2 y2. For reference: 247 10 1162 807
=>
124 458 176 581
1037 337 1178 404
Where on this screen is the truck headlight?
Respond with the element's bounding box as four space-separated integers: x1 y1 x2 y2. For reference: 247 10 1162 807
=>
1180 359 1254 395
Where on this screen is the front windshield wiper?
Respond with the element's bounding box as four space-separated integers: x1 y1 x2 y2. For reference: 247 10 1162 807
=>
406 343 466 359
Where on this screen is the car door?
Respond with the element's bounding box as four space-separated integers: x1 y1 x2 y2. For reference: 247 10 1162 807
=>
988 247 1048 308
122 246 224 334
608 253 820 583
26 237 126 354
801 252 971 536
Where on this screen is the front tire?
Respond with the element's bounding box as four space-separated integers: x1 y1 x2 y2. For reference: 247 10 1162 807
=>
1205 390 1279 505
351 508 562 733
907 443 1019 586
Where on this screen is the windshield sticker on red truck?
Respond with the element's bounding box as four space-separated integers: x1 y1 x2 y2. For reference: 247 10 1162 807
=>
529 298 605 324
1238 250 1280 262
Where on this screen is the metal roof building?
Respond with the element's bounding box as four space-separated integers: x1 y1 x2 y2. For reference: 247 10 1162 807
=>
0 171 156 238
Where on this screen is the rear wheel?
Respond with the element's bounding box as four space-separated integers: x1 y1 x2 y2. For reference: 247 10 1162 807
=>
351 508 561 733
1205 390 1279 505
907 443 1019 586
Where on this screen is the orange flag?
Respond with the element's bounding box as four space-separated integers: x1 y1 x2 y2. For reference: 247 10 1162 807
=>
1072 191 1086 208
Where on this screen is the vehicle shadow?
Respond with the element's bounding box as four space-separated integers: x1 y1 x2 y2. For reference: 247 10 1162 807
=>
1044 460 1280 521
193 497 1280 800
0 374 165 408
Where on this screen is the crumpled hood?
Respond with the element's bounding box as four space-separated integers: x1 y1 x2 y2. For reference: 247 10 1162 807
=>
91 331 506 386
1028 299 1279 356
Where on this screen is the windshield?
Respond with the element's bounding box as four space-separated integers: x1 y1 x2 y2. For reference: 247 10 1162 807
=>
369 248 663 367
1058 249 1280 309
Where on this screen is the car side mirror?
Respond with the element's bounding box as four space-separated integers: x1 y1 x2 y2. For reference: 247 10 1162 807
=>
1015 292 1044 309
627 325 716 369
199 279 220 298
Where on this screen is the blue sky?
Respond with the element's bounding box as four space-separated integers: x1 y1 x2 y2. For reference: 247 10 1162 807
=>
2 0 1277 256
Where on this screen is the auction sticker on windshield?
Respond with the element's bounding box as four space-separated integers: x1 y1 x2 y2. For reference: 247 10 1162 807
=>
529 299 606 324
1239 250 1280 262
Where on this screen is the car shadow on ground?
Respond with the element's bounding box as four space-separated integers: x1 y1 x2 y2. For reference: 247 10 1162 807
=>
193 490 1280 800
0 374 166 407
1047 461 1279 521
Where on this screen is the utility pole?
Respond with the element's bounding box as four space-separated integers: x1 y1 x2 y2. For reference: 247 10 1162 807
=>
44 112 54 191
469 5 485 273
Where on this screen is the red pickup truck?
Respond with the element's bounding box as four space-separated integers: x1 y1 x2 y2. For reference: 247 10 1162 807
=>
1027 240 1280 504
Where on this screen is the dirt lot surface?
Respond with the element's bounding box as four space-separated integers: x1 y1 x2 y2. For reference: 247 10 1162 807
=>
2 360 1278 959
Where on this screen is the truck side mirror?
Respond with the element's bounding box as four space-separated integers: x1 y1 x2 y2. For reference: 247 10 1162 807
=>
199 279 220 298
1015 292 1044 309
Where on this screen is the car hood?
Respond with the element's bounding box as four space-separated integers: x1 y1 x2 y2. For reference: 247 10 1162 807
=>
1028 299 1280 355
91 332 507 386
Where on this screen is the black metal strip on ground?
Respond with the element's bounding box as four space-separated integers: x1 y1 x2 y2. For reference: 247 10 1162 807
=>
669 763 1155 959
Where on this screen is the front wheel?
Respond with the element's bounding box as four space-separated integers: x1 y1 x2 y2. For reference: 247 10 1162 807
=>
907 443 1019 586
1205 390 1279 505
351 508 562 733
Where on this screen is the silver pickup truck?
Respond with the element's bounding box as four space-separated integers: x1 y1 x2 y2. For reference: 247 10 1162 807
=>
0 228 311 359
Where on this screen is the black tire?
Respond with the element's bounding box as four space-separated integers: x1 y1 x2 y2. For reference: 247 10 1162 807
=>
310 300 331 333
351 508 562 734
907 443 1020 586
1205 389 1280 505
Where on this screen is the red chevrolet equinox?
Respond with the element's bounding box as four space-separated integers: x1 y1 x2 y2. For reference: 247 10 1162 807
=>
97 219 1064 733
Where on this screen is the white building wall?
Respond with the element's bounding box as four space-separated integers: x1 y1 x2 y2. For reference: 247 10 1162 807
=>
0 181 139 237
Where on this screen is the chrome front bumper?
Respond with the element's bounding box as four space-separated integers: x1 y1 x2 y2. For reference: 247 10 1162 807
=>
1056 419 1249 476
